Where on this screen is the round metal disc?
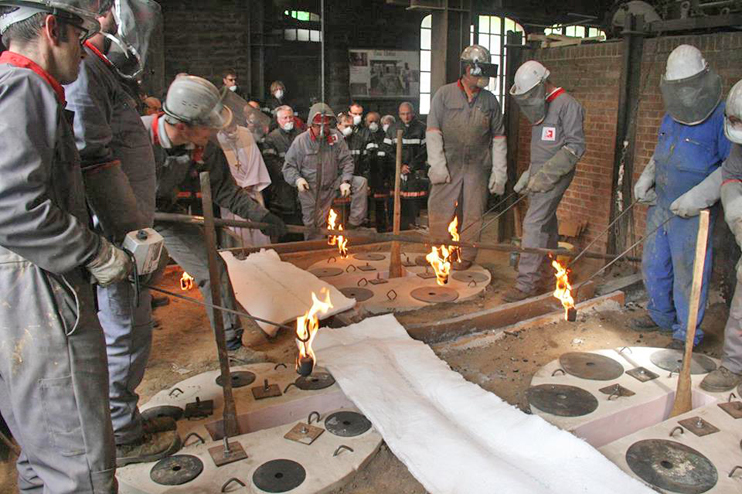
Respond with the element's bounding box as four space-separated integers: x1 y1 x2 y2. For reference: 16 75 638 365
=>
559 352 625 381
650 349 717 374
325 411 372 437
141 405 183 422
150 455 203 486
310 267 344 278
215 370 256 388
353 253 385 261
527 384 599 417
626 440 718 494
295 372 336 390
252 459 306 493
339 287 374 302
410 286 459 304
451 271 489 284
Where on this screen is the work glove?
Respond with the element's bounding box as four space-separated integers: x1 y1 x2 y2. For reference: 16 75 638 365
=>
634 158 657 205
514 170 530 194
86 237 133 287
259 212 288 238
340 182 352 198
489 136 507 195
296 178 310 192
428 165 450 185
488 174 506 195
426 128 450 185
670 168 722 218
527 147 580 193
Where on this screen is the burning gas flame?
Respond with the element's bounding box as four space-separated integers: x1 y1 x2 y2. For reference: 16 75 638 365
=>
296 288 333 373
426 216 459 286
448 216 461 262
551 259 575 320
180 272 194 291
327 209 349 259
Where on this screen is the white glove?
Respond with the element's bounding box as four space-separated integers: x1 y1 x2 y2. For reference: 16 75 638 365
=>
670 168 722 218
340 182 351 198
296 178 310 191
428 166 450 185
86 237 133 287
514 170 530 194
488 173 505 195
490 136 507 195
426 128 450 185
634 158 657 205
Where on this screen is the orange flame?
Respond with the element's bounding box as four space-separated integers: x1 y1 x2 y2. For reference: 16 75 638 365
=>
296 288 333 370
180 272 194 291
327 209 349 259
448 216 461 262
551 259 575 320
425 216 460 286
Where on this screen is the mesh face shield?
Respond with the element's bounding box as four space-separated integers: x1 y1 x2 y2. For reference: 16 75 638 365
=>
660 67 723 126
510 81 546 125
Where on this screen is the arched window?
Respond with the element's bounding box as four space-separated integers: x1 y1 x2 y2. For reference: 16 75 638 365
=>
419 15 433 114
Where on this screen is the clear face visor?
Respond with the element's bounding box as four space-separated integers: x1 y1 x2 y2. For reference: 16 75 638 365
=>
219 88 270 136
660 67 722 126
106 0 160 79
510 81 546 125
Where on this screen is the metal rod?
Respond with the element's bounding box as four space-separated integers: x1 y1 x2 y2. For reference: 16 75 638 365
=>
199 172 239 438
458 191 517 235
470 194 527 239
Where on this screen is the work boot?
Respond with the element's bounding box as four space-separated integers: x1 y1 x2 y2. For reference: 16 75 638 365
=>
501 286 535 303
228 343 270 365
700 366 742 392
142 416 177 434
630 314 659 332
116 430 181 467
452 260 473 271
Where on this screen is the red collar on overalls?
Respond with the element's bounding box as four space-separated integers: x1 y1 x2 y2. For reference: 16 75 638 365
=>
457 78 482 94
0 51 66 105
546 87 565 103
83 40 113 67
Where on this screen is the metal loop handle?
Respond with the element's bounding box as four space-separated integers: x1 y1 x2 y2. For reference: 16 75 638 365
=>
669 426 684 437
346 264 357 273
221 477 246 492
274 363 288 370
729 466 742 478
168 387 184 397
551 369 566 377
308 411 321 424
327 256 337 263
183 432 206 446
357 278 368 287
333 445 354 457
608 390 621 401
669 367 680 378
729 392 738 403
386 289 398 301
283 382 298 394
468 280 477 287
618 346 632 354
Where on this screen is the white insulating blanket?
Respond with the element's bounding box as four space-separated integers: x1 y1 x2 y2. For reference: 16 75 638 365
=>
221 249 355 337
313 314 653 494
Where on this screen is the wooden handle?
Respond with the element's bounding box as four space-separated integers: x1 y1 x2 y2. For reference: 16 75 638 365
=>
389 129 404 278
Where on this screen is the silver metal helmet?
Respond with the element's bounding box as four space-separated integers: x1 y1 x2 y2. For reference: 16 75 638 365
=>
163 75 232 129
460 44 498 78
0 0 105 38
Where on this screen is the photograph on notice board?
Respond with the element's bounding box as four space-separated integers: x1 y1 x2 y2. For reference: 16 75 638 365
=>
349 49 419 99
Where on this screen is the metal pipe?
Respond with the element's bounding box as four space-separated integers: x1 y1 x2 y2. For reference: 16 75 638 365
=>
567 198 639 268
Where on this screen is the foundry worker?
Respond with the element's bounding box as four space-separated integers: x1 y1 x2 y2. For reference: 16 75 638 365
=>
632 45 730 350
426 45 506 267
347 102 367 176
143 75 286 359
384 101 428 230
283 102 369 239
0 0 133 489
504 60 585 301
363 111 393 231
64 0 181 466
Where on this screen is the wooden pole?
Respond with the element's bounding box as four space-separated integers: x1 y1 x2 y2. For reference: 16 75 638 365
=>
389 129 404 278
199 172 240 437
670 209 710 418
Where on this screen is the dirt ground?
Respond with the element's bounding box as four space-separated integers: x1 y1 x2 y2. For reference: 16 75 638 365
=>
0 226 730 493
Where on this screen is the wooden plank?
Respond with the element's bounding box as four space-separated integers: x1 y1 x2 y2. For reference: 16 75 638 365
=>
389 129 404 278
404 281 597 343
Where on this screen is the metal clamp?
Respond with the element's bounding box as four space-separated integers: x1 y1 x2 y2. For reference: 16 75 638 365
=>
669 426 684 437
357 277 369 287
327 256 337 264
468 280 477 287
283 382 298 394
386 289 398 301
729 466 742 478
221 477 246 492
274 363 288 370
183 432 206 446
618 346 632 354
308 411 321 424
551 369 566 377
168 387 184 397
346 264 357 273
333 445 354 457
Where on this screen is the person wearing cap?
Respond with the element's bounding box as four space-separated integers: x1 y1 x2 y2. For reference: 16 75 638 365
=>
143 75 287 359
701 79 742 391
426 45 506 268
505 60 586 302
283 102 369 238
0 0 133 490
63 0 181 467
631 45 730 350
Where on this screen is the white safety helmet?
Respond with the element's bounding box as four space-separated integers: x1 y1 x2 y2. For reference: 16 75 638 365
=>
163 75 232 129
0 0 104 38
510 60 550 96
665 44 706 81
724 80 742 144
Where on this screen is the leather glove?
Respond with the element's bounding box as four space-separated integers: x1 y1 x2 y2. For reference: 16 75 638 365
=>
670 168 722 218
490 137 507 195
428 165 450 185
634 158 657 205
722 180 742 247
259 212 287 237
86 237 133 287
514 170 530 194
527 147 579 193
296 178 310 191
426 129 450 185
340 182 352 198
488 173 505 195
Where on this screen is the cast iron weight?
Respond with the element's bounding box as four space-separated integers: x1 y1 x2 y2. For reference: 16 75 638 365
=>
208 436 248 467
566 307 577 322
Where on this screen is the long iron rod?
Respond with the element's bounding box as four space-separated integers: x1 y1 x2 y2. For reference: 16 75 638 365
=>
471 193 527 239
458 191 518 235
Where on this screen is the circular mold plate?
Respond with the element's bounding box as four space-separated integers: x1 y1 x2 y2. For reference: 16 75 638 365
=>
325 411 372 437
150 455 203 486
215 370 256 388
650 349 717 375
252 459 306 493
353 253 386 261
625 439 718 494
410 286 460 304
451 271 490 284
141 405 183 422
339 287 375 302
295 372 336 390
310 267 344 278
559 352 624 381
527 384 599 417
